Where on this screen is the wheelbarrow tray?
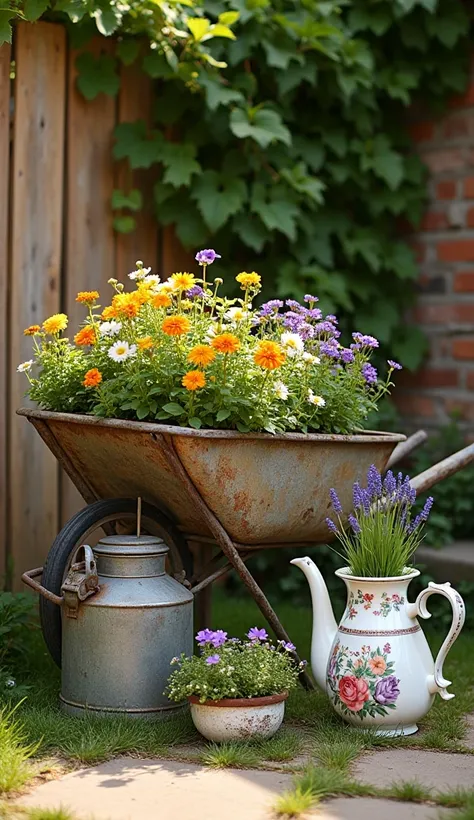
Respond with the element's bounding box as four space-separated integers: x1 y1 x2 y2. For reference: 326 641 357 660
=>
18 408 405 547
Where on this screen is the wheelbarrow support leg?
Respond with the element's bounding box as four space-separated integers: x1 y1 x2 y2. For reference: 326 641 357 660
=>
158 433 315 690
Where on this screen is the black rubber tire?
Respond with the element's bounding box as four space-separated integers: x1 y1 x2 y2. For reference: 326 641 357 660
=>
39 498 193 668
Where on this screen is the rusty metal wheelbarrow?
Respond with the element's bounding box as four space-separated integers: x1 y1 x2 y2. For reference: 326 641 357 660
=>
18 408 474 687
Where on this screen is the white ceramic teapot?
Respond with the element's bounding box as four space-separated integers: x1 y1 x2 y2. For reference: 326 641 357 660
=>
291 557 465 736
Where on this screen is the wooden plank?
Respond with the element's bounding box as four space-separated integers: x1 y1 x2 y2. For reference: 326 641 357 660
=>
61 37 117 524
9 22 66 586
161 225 194 275
115 61 158 282
0 43 10 587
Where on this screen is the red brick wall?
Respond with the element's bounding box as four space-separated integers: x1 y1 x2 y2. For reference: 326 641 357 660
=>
396 79 474 435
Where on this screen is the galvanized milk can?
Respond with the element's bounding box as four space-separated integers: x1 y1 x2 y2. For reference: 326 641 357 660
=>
59 534 193 717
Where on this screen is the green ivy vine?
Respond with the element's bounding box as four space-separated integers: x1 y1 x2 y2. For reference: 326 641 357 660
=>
4 0 472 368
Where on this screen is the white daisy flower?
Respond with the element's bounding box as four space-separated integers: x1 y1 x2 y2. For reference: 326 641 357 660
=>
302 352 321 364
206 322 218 339
108 341 137 362
308 389 325 407
129 265 152 281
224 306 250 322
17 360 33 373
142 274 161 291
274 381 289 400
99 321 122 337
281 331 304 357
5 678 15 688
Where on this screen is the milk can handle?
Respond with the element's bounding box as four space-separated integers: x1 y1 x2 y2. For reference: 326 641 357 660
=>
407 582 465 701
21 544 97 607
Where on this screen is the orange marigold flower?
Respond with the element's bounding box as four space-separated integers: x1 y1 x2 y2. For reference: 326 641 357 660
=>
162 315 191 336
134 287 151 306
170 272 196 291
187 345 216 368
101 305 116 320
137 336 154 351
254 340 285 370
236 271 261 289
74 325 97 346
153 293 172 309
112 293 140 319
211 333 240 355
24 325 41 336
182 370 206 391
83 368 102 388
43 313 68 335
76 290 99 305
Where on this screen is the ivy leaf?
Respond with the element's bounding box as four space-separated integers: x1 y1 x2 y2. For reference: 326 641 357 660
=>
277 62 317 95
198 73 244 111
161 143 201 188
203 23 236 41
142 51 176 79
75 52 120 100
262 39 302 70
113 122 164 169
187 17 211 41
55 0 87 22
230 108 291 148
93 5 122 36
386 242 417 280
372 150 404 191
111 189 143 212
292 137 325 172
191 171 247 232
113 216 136 234
218 11 240 26
24 0 49 22
232 213 268 253
252 185 299 241
116 40 140 66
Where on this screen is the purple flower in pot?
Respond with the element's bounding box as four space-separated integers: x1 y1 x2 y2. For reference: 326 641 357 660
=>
374 675 400 705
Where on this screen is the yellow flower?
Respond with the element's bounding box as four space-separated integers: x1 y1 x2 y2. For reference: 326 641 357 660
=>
76 290 99 305
43 313 68 335
74 325 97 346
182 370 206 391
153 293 172 309
187 345 216 368
162 315 191 337
211 333 240 354
83 368 102 388
137 336 154 351
112 293 140 319
101 306 116 320
170 272 196 291
236 271 261 289
23 325 41 336
254 340 285 370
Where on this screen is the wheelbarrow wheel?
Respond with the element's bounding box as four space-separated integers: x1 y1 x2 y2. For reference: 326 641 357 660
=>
40 497 193 668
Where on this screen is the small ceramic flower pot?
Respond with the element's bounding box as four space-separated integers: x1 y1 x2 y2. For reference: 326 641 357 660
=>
188 692 288 742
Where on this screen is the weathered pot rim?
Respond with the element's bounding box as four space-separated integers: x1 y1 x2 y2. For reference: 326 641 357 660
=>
335 566 420 583
188 692 288 708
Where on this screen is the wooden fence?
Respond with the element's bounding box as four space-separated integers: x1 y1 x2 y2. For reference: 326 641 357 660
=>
1 22 190 587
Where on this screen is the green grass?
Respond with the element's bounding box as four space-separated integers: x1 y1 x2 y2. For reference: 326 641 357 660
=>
200 741 261 768
274 786 315 817
0 806 81 820
0 703 39 795
386 780 431 802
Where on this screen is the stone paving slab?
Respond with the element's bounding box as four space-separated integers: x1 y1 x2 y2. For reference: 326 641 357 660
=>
318 797 447 820
352 749 474 790
18 757 293 820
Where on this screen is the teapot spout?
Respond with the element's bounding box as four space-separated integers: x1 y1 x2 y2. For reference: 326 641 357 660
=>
291 557 338 691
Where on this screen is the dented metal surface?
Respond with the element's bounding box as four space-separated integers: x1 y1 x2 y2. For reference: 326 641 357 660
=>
18 408 405 546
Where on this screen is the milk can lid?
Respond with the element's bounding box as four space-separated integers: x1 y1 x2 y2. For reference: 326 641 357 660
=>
93 534 169 556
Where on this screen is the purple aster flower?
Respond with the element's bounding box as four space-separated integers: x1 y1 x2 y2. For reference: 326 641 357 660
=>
314 321 338 335
326 517 338 534
320 342 340 359
205 654 220 665
186 285 205 299
304 294 319 303
211 630 228 648
260 299 284 316
374 675 400 705
362 363 378 384
352 332 379 348
325 315 338 324
283 641 296 651
196 629 214 646
348 514 361 534
195 249 221 266
285 299 304 311
388 359 402 370
298 322 314 340
306 308 323 320
330 488 343 514
340 348 355 364
247 627 268 642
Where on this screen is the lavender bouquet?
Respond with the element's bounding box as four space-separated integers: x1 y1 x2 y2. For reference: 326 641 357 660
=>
326 465 433 577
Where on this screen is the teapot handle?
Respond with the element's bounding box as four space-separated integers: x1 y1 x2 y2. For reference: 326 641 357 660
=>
407 582 465 701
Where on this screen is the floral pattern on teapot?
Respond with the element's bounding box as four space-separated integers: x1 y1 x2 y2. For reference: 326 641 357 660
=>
327 641 400 720
346 589 405 620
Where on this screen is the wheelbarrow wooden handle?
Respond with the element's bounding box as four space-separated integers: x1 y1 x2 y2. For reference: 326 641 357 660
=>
386 430 428 469
410 443 474 494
